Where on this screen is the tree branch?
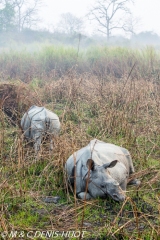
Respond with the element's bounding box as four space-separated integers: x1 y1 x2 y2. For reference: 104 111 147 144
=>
88 0 134 39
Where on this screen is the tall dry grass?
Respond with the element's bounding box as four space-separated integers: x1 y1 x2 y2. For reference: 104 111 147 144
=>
0 45 160 83
0 70 159 239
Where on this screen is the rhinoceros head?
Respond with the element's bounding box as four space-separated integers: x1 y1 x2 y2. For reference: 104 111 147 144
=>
84 159 125 202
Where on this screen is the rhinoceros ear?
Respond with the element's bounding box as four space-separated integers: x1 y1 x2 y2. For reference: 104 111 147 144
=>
103 160 118 169
86 159 95 171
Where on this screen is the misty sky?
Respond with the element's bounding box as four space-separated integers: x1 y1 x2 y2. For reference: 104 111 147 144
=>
40 0 160 35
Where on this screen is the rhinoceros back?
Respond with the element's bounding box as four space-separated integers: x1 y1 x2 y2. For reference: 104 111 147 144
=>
45 109 60 135
65 139 132 186
21 105 60 139
90 139 132 173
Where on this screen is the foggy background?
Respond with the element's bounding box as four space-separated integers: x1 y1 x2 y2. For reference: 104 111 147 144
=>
1 0 160 49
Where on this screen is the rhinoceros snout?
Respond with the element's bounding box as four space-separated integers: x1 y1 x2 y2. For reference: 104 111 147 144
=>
112 193 126 202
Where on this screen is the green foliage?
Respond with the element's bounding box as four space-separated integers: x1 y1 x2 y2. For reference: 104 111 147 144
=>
0 44 160 81
87 121 101 137
0 3 15 32
10 210 39 228
29 78 43 89
39 45 79 73
0 46 160 239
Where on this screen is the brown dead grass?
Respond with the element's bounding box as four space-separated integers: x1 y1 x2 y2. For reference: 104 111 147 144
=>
0 74 160 239
0 81 42 125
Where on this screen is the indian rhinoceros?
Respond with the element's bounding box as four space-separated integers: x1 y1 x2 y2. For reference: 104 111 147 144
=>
65 139 140 201
21 105 60 154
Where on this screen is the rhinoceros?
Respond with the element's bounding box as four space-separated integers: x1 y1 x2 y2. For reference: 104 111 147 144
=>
65 139 140 201
21 105 60 154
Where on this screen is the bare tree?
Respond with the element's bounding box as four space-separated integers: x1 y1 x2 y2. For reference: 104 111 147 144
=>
88 0 134 40
13 0 42 31
123 15 141 36
58 12 84 35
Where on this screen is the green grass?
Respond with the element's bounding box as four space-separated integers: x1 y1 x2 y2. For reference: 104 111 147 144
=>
1 44 160 82
0 47 160 239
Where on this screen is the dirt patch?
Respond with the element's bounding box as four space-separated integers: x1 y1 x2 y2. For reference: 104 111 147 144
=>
0 81 42 126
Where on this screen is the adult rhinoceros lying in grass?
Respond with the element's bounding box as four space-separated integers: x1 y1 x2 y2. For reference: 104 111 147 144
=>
65 139 140 202
21 105 60 154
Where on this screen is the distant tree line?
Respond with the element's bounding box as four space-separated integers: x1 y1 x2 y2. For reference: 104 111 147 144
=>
0 0 160 47
0 0 135 38
0 0 42 32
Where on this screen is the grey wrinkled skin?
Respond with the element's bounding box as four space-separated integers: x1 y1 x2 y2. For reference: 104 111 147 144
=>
21 105 60 154
65 139 140 202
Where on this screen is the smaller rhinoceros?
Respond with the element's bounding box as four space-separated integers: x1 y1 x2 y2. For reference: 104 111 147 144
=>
65 139 140 201
21 105 60 154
